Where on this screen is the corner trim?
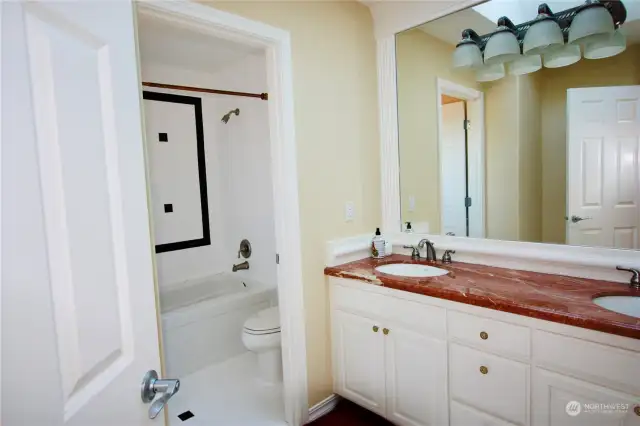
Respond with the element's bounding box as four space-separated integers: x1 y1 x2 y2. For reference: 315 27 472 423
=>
307 394 341 423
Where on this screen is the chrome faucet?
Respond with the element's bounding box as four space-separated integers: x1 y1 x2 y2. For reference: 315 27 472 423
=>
418 239 437 261
232 261 250 272
403 245 421 260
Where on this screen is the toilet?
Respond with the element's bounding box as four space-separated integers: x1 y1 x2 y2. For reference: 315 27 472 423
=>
242 306 282 383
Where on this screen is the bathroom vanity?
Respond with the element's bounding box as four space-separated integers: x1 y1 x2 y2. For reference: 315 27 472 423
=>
324 256 640 426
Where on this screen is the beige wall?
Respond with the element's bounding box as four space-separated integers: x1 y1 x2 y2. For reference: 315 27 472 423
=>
539 44 640 244
483 76 520 241
204 1 380 405
518 73 542 243
396 29 479 233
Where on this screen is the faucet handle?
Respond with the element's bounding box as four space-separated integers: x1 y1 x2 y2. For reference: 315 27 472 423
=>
442 250 456 264
616 266 640 288
403 245 420 259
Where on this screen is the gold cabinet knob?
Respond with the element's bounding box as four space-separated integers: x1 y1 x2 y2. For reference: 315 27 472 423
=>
479 366 488 375
372 325 379 333
480 331 488 340
634 406 640 416
383 328 390 335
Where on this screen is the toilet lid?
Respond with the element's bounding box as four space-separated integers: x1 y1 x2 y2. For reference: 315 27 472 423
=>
243 306 280 334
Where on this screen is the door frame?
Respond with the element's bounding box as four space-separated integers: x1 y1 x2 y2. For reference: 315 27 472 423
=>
136 1 309 424
436 78 485 238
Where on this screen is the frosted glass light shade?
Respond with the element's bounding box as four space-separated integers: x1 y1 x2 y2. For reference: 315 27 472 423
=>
523 18 564 55
509 54 542 75
584 28 626 59
543 44 581 68
484 31 521 65
476 63 505 82
453 43 483 69
568 4 615 45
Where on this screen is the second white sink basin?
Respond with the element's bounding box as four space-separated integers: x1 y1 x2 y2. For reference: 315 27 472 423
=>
375 263 449 278
592 295 640 318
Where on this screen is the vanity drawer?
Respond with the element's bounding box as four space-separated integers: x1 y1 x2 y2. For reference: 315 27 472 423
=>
451 401 519 426
448 310 530 360
331 282 446 338
533 330 640 395
450 343 529 425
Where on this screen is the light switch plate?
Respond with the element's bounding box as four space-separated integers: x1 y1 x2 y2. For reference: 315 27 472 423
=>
409 195 416 212
345 201 355 222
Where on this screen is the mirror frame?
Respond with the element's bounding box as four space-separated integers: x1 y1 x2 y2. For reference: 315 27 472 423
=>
370 0 638 274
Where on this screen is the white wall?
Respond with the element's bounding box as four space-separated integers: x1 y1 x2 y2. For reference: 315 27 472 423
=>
141 53 276 290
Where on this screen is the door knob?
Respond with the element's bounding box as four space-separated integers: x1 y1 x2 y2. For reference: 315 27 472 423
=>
141 370 181 419
566 215 592 223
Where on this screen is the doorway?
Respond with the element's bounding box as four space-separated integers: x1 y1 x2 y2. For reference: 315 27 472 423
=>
437 79 486 238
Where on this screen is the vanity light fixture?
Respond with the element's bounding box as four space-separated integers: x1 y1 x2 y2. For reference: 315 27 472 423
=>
483 17 521 65
522 4 564 55
568 0 615 45
451 0 627 82
584 27 626 59
452 29 484 69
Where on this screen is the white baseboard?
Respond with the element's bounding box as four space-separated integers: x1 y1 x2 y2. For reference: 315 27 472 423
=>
307 394 341 423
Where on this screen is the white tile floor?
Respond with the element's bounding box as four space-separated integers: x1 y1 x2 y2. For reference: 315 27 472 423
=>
167 352 287 426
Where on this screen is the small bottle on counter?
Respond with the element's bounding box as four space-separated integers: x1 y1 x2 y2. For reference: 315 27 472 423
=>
371 227 386 259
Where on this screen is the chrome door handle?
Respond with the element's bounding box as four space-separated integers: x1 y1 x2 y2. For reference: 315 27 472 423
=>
567 215 592 223
141 370 180 419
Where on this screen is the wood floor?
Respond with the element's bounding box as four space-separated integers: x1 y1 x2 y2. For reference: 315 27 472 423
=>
308 399 393 426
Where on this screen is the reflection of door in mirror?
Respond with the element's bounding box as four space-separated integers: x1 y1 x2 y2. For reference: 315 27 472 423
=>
440 99 468 237
567 86 640 249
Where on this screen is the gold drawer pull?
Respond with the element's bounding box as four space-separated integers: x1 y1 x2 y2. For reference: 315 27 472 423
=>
634 406 640 416
372 326 379 333
479 366 488 375
480 331 488 340
383 328 390 335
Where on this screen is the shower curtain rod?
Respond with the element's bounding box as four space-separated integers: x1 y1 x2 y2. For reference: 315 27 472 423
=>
142 81 268 101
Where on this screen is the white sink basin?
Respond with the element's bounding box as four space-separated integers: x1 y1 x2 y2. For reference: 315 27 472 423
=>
375 263 449 278
592 295 640 318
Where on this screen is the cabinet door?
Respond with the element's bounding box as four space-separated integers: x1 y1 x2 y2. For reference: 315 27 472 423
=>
532 368 640 426
332 310 386 416
451 401 519 426
385 325 448 426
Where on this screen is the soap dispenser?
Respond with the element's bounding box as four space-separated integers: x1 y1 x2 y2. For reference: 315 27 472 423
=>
405 222 414 233
371 228 386 259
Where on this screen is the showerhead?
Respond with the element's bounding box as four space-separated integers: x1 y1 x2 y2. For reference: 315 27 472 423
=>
221 108 240 123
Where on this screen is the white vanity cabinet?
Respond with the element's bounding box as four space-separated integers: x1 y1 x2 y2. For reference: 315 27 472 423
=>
329 277 640 426
331 282 448 425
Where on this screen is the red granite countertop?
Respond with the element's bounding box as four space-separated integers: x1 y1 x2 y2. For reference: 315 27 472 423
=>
324 254 640 340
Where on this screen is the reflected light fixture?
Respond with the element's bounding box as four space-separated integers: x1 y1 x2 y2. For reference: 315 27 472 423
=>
452 0 627 83
484 17 521 65
509 54 542 75
543 44 582 68
453 29 483 69
569 0 615 45
523 4 564 55
476 63 505 82
584 27 626 59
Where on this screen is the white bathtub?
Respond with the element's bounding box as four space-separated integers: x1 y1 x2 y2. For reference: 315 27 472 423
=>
160 274 277 377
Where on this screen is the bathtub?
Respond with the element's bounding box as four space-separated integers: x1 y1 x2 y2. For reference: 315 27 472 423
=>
160 274 277 377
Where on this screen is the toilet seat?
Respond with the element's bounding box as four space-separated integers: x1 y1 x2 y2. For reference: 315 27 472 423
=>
243 306 280 335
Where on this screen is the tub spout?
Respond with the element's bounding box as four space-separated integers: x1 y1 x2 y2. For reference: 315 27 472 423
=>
232 261 250 272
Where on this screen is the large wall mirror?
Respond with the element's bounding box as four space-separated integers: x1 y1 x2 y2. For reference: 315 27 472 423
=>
396 0 640 250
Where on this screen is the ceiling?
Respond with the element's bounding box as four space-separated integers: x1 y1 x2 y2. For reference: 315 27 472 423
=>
418 0 640 46
137 14 263 74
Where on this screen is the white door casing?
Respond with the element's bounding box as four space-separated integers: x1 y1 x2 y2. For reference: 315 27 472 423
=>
567 86 640 249
440 101 467 237
2 1 162 425
437 78 485 239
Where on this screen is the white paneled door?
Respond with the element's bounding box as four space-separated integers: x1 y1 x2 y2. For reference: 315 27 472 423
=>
3 1 163 426
567 86 640 249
